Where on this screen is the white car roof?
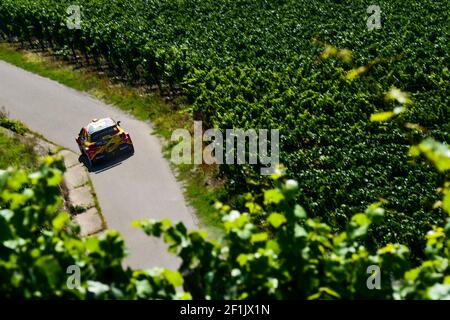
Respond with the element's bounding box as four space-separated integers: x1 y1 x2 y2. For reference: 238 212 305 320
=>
86 117 116 134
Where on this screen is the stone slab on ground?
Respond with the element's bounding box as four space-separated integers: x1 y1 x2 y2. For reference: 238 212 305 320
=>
74 208 104 236
65 164 89 190
58 149 80 168
68 186 95 208
28 133 59 155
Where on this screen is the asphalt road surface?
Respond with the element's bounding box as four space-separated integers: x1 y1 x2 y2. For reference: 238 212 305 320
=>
0 60 198 270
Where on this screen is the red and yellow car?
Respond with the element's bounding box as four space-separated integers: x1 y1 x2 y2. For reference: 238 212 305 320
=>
76 118 134 167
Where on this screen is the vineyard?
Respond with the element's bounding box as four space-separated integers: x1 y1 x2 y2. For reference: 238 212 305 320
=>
0 0 449 258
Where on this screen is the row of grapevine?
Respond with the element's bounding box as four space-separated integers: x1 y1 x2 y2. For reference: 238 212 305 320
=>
0 0 449 257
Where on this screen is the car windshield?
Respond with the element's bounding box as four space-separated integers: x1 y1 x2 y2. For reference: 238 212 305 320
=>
90 126 119 142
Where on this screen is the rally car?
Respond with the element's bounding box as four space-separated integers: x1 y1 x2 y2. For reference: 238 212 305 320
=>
76 117 134 167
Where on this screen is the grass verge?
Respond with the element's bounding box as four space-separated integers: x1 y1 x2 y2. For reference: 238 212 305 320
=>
0 129 38 170
0 42 223 237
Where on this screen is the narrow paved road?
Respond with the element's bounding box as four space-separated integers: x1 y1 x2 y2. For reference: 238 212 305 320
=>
0 60 198 270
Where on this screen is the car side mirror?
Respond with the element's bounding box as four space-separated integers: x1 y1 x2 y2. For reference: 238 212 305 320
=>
76 137 80 143
117 121 121 126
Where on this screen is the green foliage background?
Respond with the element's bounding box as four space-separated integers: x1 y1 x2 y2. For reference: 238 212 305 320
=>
1 0 448 253
0 0 449 296
1 142 450 299
0 131 37 170
0 158 183 299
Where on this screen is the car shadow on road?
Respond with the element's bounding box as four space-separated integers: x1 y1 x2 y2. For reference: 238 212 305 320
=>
78 152 134 174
